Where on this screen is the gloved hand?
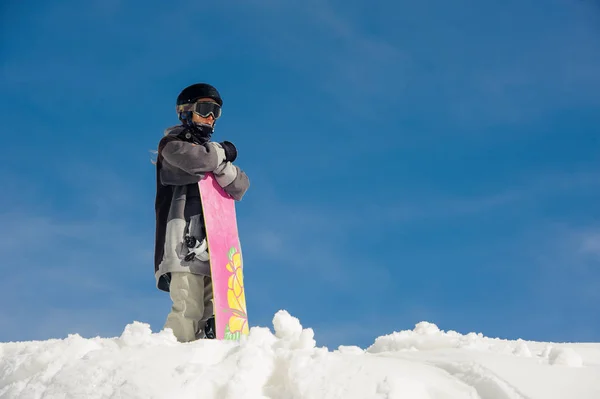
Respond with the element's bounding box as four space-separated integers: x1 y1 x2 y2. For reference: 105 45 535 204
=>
220 141 237 163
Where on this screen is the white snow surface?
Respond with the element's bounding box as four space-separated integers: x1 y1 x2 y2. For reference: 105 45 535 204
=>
1 311 599 399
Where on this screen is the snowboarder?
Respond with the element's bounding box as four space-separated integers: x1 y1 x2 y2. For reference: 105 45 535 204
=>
153 83 250 342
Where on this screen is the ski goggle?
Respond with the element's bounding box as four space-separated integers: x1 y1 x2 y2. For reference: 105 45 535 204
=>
177 101 222 120
193 101 221 119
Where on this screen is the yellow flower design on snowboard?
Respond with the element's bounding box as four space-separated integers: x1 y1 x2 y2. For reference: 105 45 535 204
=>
226 247 248 336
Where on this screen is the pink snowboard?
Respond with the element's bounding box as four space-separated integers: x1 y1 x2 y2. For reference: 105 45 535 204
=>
198 173 248 340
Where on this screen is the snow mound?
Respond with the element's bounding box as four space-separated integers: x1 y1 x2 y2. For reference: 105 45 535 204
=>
367 321 493 353
548 347 584 367
0 312 598 399
512 339 533 358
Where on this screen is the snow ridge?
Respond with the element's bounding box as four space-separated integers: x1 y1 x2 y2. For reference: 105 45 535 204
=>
0 311 598 399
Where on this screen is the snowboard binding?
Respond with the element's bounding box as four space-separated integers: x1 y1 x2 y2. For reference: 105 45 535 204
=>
204 316 216 339
184 235 209 262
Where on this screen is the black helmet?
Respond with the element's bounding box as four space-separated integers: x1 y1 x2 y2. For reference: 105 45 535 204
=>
176 83 223 107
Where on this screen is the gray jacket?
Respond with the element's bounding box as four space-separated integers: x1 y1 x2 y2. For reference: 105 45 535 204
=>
154 126 249 292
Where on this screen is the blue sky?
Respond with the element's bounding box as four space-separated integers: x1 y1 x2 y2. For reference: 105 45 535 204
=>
1 0 599 348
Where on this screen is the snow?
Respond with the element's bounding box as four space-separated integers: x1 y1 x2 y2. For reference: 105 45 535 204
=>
548 347 584 367
1 310 599 399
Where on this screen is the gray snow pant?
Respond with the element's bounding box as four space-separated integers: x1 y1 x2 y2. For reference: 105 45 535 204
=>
164 272 213 342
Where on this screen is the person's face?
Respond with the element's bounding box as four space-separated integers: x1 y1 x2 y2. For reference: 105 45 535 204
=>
191 97 219 127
